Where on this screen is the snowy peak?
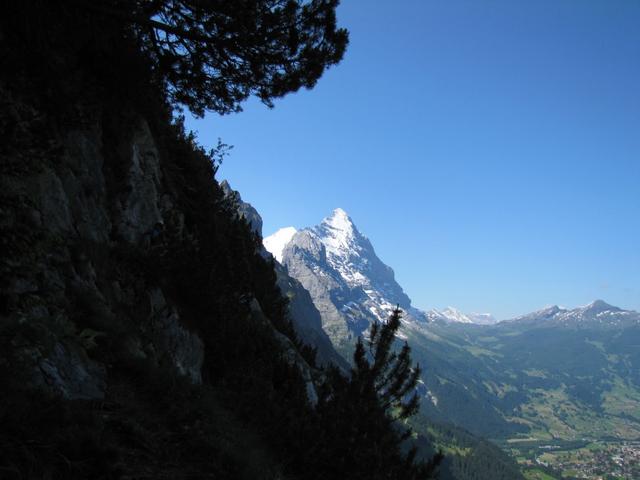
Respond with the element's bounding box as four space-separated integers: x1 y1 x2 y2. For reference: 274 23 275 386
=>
427 307 497 325
278 208 500 331
313 208 364 261
440 307 474 324
279 208 413 343
579 300 621 315
512 305 565 323
263 227 297 262
315 209 410 306
323 208 354 231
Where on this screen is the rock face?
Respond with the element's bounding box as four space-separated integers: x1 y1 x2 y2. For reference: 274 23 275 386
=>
248 298 319 405
0 97 204 399
220 180 263 237
275 208 425 355
148 288 204 384
274 263 350 370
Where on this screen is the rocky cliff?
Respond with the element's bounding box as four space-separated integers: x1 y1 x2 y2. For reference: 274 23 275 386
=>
1 100 204 397
0 77 323 478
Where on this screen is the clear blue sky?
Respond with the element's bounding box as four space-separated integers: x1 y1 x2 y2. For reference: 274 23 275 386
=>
186 0 640 319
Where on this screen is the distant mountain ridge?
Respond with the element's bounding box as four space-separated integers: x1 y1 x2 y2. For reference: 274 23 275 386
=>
426 307 497 325
509 299 640 328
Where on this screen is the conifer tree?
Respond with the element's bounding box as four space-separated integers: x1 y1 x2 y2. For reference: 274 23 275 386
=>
353 306 421 421
306 306 442 479
76 0 349 116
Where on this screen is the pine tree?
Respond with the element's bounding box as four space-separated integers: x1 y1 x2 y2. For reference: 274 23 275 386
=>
353 306 421 421
306 307 442 479
74 0 349 116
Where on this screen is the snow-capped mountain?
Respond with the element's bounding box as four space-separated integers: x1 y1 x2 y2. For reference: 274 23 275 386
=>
271 208 423 352
310 208 412 310
426 307 497 325
509 300 640 328
264 208 500 353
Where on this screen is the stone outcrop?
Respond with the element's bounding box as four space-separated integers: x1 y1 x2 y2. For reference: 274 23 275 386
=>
248 298 319 405
0 94 204 399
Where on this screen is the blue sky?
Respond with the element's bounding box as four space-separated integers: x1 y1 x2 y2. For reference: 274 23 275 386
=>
186 0 640 319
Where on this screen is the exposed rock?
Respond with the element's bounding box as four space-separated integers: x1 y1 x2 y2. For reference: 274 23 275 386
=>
220 180 263 237
1 98 205 400
249 299 318 405
36 341 107 400
148 288 203 384
115 120 164 244
282 232 354 350
275 263 350 371
34 167 74 234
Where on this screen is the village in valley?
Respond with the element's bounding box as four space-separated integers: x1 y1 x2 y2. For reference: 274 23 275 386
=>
516 441 640 479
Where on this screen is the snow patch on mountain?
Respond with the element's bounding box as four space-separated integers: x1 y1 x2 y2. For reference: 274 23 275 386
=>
264 226 297 262
426 307 497 325
315 208 358 260
441 307 474 324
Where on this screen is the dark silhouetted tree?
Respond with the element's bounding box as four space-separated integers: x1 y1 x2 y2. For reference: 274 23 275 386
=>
306 307 442 479
79 0 349 116
353 306 422 421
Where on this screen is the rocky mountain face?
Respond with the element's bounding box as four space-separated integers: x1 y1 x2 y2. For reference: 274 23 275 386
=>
270 208 425 355
220 180 263 237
